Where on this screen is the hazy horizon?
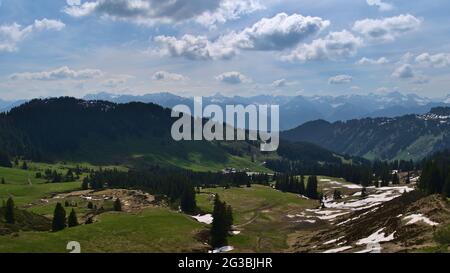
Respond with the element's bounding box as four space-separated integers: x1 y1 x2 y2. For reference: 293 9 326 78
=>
1 0 450 100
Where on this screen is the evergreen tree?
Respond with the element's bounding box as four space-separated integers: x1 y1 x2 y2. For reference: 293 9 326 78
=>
1 177 5 184
113 198 122 211
210 195 228 248
405 172 411 184
87 201 94 209
392 173 400 185
306 176 319 199
180 183 197 214
68 209 79 227
21 161 28 170
5 197 15 224
52 203 66 232
225 205 233 232
299 175 305 195
0 152 12 168
443 175 450 198
81 179 89 190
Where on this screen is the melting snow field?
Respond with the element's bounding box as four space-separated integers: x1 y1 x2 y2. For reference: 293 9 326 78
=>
403 214 439 226
356 228 396 246
192 214 213 224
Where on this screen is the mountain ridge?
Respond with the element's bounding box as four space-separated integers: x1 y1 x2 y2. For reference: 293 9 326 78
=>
281 107 450 161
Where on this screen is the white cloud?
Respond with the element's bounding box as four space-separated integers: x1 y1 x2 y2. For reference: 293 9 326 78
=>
224 13 330 51
366 0 394 12
392 64 414 79
328 74 353 84
154 13 329 60
215 71 251 84
0 19 65 52
66 0 81 5
195 0 264 28
415 53 450 68
272 79 287 87
356 57 389 65
353 14 422 43
63 0 262 26
9 66 103 81
282 30 363 62
152 71 188 81
154 34 236 60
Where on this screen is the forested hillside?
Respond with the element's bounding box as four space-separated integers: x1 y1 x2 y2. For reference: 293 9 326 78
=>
282 107 450 161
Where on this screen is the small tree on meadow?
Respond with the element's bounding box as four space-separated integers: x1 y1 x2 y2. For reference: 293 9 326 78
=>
68 209 79 227
5 197 15 224
52 203 66 232
114 198 122 212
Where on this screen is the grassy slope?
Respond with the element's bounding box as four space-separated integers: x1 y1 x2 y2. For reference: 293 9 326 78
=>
0 166 82 206
0 208 207 253
197 185 316 252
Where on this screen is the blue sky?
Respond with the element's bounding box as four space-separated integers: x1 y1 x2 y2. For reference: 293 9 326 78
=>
1 0 450 100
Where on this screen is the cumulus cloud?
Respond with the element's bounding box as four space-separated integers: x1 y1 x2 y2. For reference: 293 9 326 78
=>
352 14 422 43
282 30 363 62
415 53 450 68
152 71 188 81
215 71 250 84
0 19 65 52
63 0 262 26
328 74 353 84
154 34 236 60
9 66 103 81
195 0 264 28
366 0 394 12
224 13 330 51
154 13 329 60
356 57 389 65
392 64 414 79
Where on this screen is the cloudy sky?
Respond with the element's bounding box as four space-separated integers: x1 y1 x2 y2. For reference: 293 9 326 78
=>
1 0 450 100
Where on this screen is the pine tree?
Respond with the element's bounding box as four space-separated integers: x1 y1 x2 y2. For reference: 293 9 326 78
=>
392 173 400 185
81 178 89 190
180 183 197 215
113 198 122 211
443 175 450 198
52 203 66 232
21 161 28 170
299 175 305 195
5 197 15 224
306 176 319 199
1 177 5 184
225 205 233 232
68 209 79 227
210 195 228 248
405 172 411 184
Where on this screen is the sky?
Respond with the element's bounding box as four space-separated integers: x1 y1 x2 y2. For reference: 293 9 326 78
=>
1 0 450 100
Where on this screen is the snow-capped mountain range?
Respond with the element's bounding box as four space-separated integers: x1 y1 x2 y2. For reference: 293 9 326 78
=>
2 92 449 130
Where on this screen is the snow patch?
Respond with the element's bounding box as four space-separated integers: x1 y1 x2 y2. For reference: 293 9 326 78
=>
356 228 395 246
192 214 213 224
209 246 234 253
403 214 438 226
323 246 352 253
